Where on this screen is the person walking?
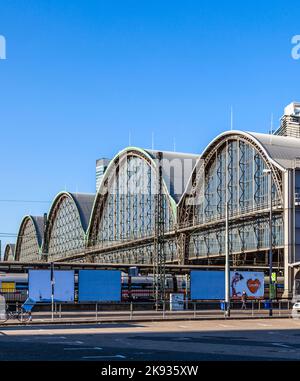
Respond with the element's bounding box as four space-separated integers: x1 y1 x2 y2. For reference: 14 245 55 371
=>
241 290 247 310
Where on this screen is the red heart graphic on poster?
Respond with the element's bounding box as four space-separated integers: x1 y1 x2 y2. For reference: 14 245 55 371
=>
247 279 261 294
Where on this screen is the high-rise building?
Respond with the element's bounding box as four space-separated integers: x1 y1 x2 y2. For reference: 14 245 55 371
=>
96 158 110 191
275 102 300 137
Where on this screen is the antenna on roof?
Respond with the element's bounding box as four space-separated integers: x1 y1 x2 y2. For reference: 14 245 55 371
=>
270 113 274 134
230 106 233 130
269 113 274 144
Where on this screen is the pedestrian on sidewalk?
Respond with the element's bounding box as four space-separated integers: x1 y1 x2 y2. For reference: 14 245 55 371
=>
241 290 247 310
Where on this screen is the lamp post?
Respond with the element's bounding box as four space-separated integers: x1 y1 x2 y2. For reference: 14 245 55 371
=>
263 168 273 317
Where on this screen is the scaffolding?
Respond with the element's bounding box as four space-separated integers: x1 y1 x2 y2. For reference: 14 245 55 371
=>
153 151 166 307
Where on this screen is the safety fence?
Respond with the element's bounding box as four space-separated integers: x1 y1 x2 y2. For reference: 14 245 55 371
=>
0 299 296 324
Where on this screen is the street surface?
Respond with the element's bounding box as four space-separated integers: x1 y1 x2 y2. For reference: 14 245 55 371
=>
0 318 300 361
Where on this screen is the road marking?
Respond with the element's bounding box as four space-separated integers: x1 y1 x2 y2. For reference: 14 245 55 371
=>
64 347 102 351
272 343 291 348
257 323 272 327
82 355 126 359
47 341 83 345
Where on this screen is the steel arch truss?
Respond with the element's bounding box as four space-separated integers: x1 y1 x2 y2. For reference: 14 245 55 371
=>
45 194 86 261
87 149 176 264
15 217 41 262
179 132 284 265
179 133 283 225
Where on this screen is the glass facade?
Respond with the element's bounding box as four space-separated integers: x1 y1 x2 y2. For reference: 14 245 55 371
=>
188 139 284 259
95 154 175 245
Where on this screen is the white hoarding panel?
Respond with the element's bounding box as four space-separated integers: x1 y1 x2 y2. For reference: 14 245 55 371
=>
169 293 184 311
78 270 121 302
230 271 264 299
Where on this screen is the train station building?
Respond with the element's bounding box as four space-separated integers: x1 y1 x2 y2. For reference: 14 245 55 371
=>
4 102 300 299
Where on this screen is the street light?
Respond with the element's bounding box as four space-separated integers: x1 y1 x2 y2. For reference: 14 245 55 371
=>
263 168 273 317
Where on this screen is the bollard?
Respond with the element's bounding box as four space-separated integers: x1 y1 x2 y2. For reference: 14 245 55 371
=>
279 301 281 316
130 302 133 320
59 304 62 319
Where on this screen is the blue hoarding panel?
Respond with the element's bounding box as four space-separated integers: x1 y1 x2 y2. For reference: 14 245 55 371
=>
78 270 121 302
53 270 74 302
191 271 225 300
29 270 51 301
29 270 75 302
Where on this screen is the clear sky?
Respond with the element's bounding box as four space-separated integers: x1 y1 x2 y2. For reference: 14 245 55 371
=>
0 0 300 255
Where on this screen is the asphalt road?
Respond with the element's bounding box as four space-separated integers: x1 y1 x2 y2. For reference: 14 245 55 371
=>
1 318 300 361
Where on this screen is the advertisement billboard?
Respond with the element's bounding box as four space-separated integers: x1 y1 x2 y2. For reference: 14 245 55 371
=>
190 270 265 300
169 293 185 311
230 271 264 299
78 270 121 302
28 270 75 302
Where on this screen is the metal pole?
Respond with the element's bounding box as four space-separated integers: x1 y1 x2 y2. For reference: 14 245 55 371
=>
51 262 54 321
225 200 231 317
269 172 273 317
185 274 188 310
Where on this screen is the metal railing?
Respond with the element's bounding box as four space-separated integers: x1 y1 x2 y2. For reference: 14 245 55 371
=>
0 299 294 324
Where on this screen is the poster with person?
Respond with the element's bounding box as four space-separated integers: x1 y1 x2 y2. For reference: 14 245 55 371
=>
230 271 264 299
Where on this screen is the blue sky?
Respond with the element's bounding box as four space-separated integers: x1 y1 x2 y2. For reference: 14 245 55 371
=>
0 0 300 254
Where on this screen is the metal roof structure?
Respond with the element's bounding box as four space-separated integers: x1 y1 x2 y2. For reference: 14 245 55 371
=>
47 192 95 233
3 243 15 261
248 131 300 169
145 149 198 203
31 216 45 247
68 193 96 231
14 215 45 261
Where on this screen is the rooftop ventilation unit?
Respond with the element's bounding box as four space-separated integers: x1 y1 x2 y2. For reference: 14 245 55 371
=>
275 102 300 138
